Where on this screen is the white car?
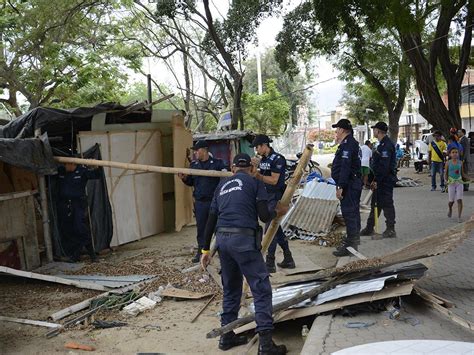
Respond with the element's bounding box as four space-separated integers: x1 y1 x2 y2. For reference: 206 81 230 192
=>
414 133 432 158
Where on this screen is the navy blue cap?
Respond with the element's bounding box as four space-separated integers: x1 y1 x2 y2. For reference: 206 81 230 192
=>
191 140 209 150
371 122 388 132
232 153 252 167
250 134 272 147
332 119 353 130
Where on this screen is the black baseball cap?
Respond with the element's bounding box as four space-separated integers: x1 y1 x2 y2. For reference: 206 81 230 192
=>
250 134 272 147
232 153 252 167
332 119 353 130
191 140 209 150
371 122 388 132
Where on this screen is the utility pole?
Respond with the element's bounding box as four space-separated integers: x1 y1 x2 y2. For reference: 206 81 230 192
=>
256 46 263 95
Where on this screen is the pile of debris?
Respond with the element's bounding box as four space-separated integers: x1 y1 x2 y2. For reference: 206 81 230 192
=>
396 177 422 187
206 219 474 338
0 248 222 338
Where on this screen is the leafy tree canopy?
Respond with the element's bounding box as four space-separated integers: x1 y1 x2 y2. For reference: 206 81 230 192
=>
340 81 386 125
243 79 289 135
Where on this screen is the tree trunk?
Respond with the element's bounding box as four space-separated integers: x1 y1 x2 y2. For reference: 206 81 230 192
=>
387 111 400 142
233 74 244 130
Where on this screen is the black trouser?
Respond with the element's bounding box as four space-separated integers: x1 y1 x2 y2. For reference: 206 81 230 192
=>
58 198 93 259
366 183 396 230
340 179 362 242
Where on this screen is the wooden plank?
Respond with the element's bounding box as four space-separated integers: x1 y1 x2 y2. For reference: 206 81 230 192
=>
0 316 61 329
207 264 223 290
347 247 368 260
0 266 108 291
300 315 334 355
335 256 354 268
415 288 474 331
235 282 414 334
160 287 214 300
190 294 216 323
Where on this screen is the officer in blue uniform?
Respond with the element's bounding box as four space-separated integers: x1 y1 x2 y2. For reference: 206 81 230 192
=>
57 162 101 262
360 122 397 238
331 119 363 256
250 134 295 273
201 153 288 355
179 140 227 263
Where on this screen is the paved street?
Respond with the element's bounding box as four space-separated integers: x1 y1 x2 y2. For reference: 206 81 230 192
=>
316 165 474 354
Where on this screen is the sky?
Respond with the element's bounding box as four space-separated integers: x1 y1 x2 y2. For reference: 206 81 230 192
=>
140 0 346 116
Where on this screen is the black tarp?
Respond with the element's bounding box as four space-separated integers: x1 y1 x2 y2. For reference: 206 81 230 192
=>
48 144 113 256
0 103 130 139
0 133 56 175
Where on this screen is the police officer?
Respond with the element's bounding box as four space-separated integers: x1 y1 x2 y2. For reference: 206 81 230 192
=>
250 134 295 273
360 122 397 238
179 140 227 263
200 153 288 354
331 119 363 256
57 162 101 262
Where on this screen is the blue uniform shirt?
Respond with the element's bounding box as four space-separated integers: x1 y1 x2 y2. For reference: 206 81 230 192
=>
210 171 269 230
331 134 361 189
183 158 228 201
258 148 286 195
372 135 397 184
58 165 100 199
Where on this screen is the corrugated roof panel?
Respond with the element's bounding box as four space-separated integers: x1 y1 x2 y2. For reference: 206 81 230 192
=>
285 181 339 234
59 274 156 289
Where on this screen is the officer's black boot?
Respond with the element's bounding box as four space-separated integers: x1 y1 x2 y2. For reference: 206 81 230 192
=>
383 227 397 238
258 330 287 355
86 245 97 262
360 226 374 236
191 249 201 263
218 331 248 351
277 250 295 269
265 255 276 273
332 236 359 257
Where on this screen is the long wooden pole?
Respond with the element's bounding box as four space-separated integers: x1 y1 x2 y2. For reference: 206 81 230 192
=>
54 156 233 178
240 144 314 301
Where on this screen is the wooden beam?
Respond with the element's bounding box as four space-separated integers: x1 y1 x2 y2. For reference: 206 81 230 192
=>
54 156 232 178
0 190 37 202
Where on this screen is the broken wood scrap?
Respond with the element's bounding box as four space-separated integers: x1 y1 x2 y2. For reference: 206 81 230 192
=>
235 282 414 334
0 266 108 291
414 287 474 332
190 294 216 323
64 342 96 351
0 316 61 329
160 287 213 300
207 270 374 338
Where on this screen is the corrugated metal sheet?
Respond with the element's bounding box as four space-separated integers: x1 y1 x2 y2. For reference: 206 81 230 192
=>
59 274 156 288
284 181 339 234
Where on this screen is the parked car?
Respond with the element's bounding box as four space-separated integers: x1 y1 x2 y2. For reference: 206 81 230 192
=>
414 133 432 159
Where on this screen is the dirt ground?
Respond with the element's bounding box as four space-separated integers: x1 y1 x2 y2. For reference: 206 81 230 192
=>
1 162 472 354
1 223 338 354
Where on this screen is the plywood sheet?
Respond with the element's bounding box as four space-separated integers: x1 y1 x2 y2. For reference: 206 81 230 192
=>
160 287 214 299
279 255 324 276
78 130 164 246
172 115 194 232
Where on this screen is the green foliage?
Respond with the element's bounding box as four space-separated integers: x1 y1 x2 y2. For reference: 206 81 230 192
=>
0 0 141 113
242 79 289 135
340 81 386 125
243 48 312 126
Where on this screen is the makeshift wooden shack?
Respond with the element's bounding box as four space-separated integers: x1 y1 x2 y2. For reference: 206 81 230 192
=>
193 131 255 167
0 102 194 269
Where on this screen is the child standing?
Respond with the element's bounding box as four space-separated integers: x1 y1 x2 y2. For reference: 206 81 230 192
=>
445 147 468 222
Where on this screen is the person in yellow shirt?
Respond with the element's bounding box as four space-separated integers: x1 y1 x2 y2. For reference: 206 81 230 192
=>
427 130 447 192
